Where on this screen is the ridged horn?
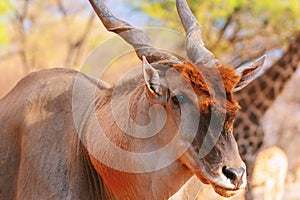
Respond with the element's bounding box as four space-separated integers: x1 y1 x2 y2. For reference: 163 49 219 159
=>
176 0 220 67
89 0 179 63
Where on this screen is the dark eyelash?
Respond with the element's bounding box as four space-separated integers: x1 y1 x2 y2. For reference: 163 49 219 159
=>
171 94 191 105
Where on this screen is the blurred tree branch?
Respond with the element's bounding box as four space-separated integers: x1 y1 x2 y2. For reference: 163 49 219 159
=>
14 0 32 73
2 0 100 74
211 6 241 50
64 13 95 68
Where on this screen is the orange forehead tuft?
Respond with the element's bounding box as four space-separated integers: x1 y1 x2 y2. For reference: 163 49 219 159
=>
172 61 241 113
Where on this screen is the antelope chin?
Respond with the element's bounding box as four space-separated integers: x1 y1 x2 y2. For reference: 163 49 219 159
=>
194 171 244 198
211 183 242 197
180 146 246 198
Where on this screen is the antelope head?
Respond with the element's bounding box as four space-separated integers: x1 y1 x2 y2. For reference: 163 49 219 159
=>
89 0 265 198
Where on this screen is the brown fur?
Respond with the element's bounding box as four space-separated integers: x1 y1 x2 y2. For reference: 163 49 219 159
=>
172 62 241 114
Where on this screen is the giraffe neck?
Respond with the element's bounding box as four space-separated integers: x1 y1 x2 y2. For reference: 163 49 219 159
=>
233 33 300 166
236 33 300 118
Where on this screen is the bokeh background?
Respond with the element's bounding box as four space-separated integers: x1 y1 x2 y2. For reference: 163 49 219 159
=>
0 0 300 198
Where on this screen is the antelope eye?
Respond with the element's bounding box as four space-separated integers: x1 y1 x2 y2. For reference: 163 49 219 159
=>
171 94 191 105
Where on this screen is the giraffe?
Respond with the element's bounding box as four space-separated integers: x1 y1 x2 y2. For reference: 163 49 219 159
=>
233 32 300 199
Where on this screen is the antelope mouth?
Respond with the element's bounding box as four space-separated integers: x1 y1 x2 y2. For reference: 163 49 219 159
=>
180 146 246 198
195 166 244 198
211 183 242 197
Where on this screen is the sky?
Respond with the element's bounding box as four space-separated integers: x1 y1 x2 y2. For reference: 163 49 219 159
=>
105 0 151 26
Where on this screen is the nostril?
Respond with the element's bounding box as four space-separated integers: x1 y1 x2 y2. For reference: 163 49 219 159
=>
222 166 245 188
222 166 236 180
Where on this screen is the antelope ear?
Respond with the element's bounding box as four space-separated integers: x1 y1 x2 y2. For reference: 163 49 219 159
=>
233 55 266 92
142 56 163 98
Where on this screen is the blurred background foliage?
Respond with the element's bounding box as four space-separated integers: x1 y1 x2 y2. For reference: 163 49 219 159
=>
133 0 300 66
0 0 299 73
0 1 12 45
0 0 299 77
